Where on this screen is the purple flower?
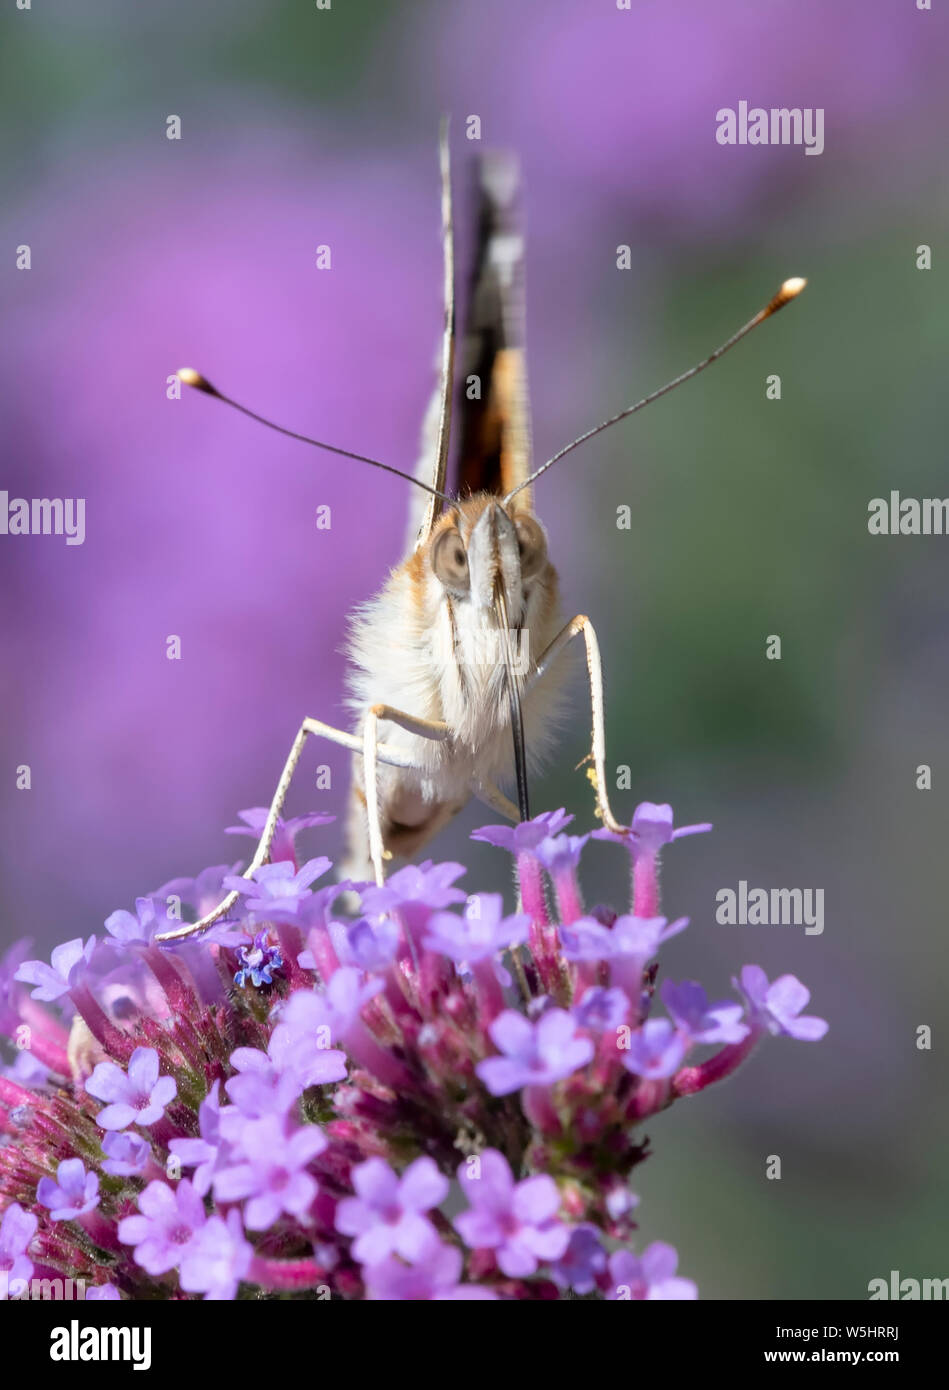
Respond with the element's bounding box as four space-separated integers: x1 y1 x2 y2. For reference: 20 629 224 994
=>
422 894 530 963
153 868 251 950
565 913 689 1002
562 914 690 998
270 968 411 1090
85 1047 177 1130
234 931 283 988
532 833 590 876
621 1019 689 1080
0 937 34 1035
226 808 335 867
109 892 228 1003
15 936 97 1001
336 1156 449 1264
359 862 470 967
268 1017 349 1092
223 857 332 925
293 884 361 976
157 863 242 920
213 1115 327 1229
168 1082 224 1196
274 968 382 1049
455 1149 569 1277
594 801 712 854
178 1209 253 1301
85 1283 121 1300
606 1184 640 1222
572 986 630 1034
85 953 169 1026
471 809 573 856
190 919 252 949
477 1009 594 1095
118 1178 207 1276
661 979 750 1045
36 1159 100 1221
549 1223 607 1294
562 914 688 964
223 1029 345 1124
103 897 173 946
595 805 712 918
734 966 829 1041
361 856 466 922
5 1051 51 1088
336 915 400 973
0 1202 37 1289
225 1064 271 1119
364 1234 497 1301
222 1052 296 1125
607 1242 698 1300
101 1130 150 1179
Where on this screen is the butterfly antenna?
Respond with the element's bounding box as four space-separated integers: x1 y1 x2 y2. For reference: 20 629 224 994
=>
175 369 454 504
503 276 807 504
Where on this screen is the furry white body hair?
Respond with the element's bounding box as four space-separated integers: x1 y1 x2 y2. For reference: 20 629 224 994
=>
342 496 568 879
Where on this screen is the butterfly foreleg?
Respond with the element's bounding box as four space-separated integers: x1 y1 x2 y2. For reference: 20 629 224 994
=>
470 778 520 823
362 704 452 886
528 615 628 837
155 715 421 943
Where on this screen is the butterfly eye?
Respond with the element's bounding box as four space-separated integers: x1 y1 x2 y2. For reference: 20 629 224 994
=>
431 527 470 592
513 513 548 580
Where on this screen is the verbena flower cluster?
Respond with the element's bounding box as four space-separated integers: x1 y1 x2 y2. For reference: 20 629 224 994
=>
0 802 827 1300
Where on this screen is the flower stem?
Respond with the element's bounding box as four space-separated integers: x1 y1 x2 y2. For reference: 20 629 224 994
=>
553 867 584 926
68 983 134 1064
632 850 660 918
673 1028 761 1096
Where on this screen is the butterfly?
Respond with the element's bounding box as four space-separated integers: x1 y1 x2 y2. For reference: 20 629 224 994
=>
158 124 803 943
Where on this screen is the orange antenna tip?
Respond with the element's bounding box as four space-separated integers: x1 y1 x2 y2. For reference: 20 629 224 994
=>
176 368 215 393
768 277 807 313
505 272 812 502
171 369 452 503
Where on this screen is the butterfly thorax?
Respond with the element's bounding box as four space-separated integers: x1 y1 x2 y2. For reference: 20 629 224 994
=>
344 494 565 874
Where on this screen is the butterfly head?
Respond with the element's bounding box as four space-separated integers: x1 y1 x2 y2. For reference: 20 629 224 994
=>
428 494 551 628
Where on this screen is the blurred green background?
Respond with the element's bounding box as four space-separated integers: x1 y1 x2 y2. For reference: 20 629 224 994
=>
1 0 947 1299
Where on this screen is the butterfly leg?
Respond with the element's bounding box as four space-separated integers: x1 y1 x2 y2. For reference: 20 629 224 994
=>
528 615 628 836
470 778 520 822
155 716 421 943
362 705 452 886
